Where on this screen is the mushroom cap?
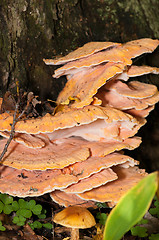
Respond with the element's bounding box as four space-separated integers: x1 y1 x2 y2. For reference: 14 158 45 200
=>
53 206 96 229
44 41 121 65
104 80 158 99
50 191 96 208
125 105 155 118
61 153 138 194
86 136 141 157
53 47 132 78
56 62 126 108
44 39 159 108
122 38 159 59
62 152 138 180
44 39 159 67
47 115 145 143
0 164 92 197
0 138 139 197
127 65 159 77
61 168 118 194
117 65 159 81
0 137 90 170
50 166 147 207
0 105 139 135
0 136 141 170
0 132 46 148
78 166 147 203
96 80 159 111
45 39 159 80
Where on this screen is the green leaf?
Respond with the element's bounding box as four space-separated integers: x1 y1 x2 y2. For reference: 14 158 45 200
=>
33 221 42 229
26 200 36 210
96 212 108 225
149 233 159 240
18 199 27 209
12 216 20 224
43 223 53 229
149 198 159 218
32 204 42 215
104 172 158 240
17 221 25 226
16 209 32 218
13 215 26 224
0 220 6 231
19 215 26 222
131 226 148 237
137 218 148 225
149 208 158 216
0 201 4 213
0 194 13 205
37 214 46 219
154 199 159 208
0 225 6 231
43 209 47 214
96 202 108 208
28 222 35 230
12 201 19 211
3 204 13 214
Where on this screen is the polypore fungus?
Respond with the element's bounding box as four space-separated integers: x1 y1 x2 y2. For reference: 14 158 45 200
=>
77 166 147 204
44 38 159 109
0 38 158 212
96 80 159 118
0 105 145 148
50 190 97 208
44 41 121 65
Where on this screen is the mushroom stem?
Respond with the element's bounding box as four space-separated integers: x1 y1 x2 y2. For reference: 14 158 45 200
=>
71 228 79 240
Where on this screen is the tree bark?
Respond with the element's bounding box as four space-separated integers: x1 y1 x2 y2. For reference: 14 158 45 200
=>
0 0 159 170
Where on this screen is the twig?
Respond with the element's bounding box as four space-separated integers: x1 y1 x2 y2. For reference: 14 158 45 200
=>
0 102 26 163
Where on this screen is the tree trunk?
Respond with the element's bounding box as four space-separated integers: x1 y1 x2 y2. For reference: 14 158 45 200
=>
0 0 159 170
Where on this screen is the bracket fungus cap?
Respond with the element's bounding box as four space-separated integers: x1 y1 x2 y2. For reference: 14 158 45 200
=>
44 41 121 65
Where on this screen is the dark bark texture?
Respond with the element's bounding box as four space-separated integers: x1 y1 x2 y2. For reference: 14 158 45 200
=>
0 0 159 170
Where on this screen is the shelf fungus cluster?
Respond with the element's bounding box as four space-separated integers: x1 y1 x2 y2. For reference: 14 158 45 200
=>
0 38 159 210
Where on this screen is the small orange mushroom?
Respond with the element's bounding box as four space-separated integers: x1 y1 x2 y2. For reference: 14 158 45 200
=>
53 206 96 240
